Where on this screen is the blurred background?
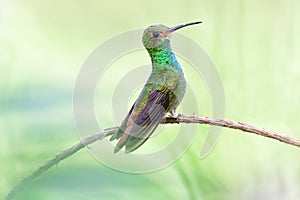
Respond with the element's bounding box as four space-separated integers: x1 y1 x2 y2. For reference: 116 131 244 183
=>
1 0 300 199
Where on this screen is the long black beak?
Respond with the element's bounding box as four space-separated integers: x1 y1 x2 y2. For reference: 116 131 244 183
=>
167 21 202 33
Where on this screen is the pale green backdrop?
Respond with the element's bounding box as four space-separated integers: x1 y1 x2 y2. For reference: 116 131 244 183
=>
1 0 300 199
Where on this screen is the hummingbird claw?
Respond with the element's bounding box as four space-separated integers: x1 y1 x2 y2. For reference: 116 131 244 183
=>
168 109 181 123
169 109 177 117
176 113 182 124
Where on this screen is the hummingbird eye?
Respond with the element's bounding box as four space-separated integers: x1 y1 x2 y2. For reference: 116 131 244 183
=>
152 32 160 38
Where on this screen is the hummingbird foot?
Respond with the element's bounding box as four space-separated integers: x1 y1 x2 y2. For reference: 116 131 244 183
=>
168 109 181 124
175 113 182 124
169 108 177 117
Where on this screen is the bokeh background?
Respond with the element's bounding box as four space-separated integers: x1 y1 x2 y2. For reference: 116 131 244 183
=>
1 0 300 199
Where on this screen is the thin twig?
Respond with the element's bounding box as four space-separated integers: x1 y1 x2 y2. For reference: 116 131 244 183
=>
5 115 300 199
5 127 118 200
163 115 300 147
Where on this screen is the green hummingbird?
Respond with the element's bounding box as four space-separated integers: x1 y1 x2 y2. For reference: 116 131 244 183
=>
111 21 202 153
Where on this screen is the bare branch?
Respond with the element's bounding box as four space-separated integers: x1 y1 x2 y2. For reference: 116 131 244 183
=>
5 115 300 199
5 127 119 200
163 115 300 147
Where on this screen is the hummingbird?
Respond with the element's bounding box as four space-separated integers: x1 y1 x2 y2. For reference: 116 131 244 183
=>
110 21 202 153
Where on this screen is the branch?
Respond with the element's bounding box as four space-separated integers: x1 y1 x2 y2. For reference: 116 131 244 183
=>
163 115 300 147
5 115 300 199
5 127 119 200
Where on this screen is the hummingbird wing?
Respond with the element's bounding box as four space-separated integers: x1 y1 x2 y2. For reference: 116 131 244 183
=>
112 85 174 153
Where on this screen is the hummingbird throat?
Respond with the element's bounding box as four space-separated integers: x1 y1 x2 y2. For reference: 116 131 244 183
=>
147 48 177 67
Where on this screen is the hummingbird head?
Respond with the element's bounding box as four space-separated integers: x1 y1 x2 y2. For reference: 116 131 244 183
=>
142 21 202 50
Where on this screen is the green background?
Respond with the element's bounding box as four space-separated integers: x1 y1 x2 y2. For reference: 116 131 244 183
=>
1 0 300 199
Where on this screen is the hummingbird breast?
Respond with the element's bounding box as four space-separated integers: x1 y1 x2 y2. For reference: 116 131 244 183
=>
151 60 186 112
